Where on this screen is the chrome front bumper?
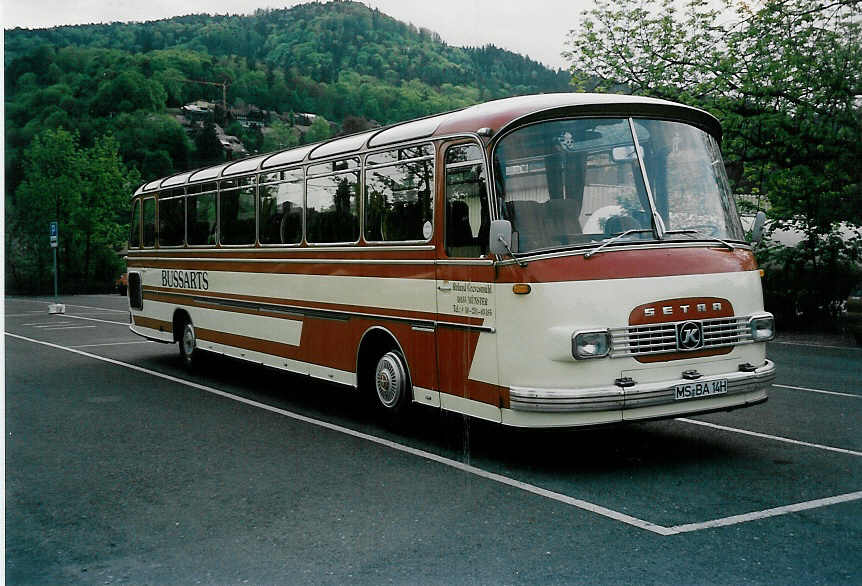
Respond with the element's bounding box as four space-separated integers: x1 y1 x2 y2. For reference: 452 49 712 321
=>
509 360 775 412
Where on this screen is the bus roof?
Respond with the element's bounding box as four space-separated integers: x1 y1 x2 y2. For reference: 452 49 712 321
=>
134 93 720 197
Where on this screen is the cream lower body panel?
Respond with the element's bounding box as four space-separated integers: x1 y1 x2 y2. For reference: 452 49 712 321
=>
501 407 621 428
439 393 501 423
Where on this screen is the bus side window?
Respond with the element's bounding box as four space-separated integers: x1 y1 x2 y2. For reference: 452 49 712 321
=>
365 143 434 242
444 143 489 258
129 199 141 248
142 197 156 248
187 184 217 246
306 159 360 245
259 169 303 245
158 189 186 247
219 177 256 246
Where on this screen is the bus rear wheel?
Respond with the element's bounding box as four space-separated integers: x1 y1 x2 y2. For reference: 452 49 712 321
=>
372 350 411 414
178 319 198 369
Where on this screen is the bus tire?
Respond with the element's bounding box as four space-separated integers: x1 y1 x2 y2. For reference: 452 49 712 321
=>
178 318 198 370
372 350 412 415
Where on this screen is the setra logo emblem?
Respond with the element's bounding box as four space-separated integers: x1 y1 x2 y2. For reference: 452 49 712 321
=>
677 321 704 351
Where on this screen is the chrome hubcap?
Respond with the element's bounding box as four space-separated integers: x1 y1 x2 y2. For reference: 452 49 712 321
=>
375 352 405 408
182 323 195 356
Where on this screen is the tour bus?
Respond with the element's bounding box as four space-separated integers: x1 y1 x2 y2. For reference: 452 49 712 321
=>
126 93 775 427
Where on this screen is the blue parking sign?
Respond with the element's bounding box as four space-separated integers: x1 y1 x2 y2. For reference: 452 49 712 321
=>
50 221 58 247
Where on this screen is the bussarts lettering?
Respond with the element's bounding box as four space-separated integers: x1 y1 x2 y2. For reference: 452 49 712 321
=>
161 269 209 290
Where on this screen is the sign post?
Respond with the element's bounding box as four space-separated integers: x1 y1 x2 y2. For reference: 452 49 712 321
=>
48 221 65 314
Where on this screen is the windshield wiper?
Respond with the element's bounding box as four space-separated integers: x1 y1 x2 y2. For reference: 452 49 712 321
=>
663 229 736 251
584 229 655 259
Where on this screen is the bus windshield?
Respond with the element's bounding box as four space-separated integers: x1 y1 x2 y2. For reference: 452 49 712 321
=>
493 118 744 254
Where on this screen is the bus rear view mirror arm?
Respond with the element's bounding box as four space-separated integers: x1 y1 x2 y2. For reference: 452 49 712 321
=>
490 219 526 267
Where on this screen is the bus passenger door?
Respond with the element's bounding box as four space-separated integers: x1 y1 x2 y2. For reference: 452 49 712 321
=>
435 141 501 422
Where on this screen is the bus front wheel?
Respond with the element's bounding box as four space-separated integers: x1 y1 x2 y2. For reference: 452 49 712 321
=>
373 351 411 414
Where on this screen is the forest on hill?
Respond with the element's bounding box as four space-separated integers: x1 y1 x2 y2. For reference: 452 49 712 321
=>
4 0 572 294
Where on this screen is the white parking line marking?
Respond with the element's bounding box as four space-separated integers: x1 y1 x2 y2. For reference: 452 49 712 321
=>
8 298 128 313
39 326 98 330
666 491 862 534
771 340 860 351
677 418 862 457
62 315 129 326
6 331 860 536
72 341 155 348
773 383 859 398
5 313 55 317
20 316 127 326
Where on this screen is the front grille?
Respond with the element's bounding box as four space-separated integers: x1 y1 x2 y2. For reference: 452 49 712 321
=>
610 316 751 358
128 272 143 310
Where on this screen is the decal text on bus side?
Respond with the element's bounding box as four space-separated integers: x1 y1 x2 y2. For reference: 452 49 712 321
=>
451 281 494 318
161 269 209 290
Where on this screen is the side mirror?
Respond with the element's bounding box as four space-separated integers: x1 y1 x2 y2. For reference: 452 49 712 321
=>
751 211 766 245
489 219 513 256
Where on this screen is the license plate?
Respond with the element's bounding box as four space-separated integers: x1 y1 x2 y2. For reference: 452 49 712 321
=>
674 378 728 400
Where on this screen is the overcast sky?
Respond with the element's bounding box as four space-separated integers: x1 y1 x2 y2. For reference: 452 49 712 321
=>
2 0 593 70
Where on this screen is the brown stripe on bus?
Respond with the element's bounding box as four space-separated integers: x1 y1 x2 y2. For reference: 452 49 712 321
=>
132 316 172 332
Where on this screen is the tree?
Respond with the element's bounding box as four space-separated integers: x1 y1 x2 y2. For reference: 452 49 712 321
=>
192 121 224 167
564 0 862 321
304 115 332 144
91 70 167 116
7 129 138 293
110 112 192 179
565 0 860 222
261 119 299 152
340 115 372 135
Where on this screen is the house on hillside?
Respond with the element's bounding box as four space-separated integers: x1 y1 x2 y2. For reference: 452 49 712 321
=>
214 125 247 158
230 104 270 128
181 101 216 122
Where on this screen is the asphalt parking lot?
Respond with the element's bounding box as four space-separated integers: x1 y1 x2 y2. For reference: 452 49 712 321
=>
5 294 861 584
